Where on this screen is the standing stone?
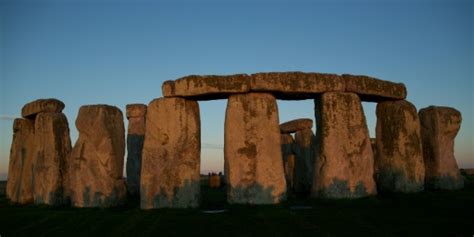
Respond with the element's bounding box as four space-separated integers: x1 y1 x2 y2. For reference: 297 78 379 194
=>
281 134 295 190
141 98 200 209
67 105 126 207
294 129 315 194
225 93 286 204
419 106 464 190
6 119 35 204
375 101 425 193
312 92 377 198
33 112 72 205
125 104 147 197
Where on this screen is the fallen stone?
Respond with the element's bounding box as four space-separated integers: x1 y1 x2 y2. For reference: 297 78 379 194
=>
250 72 345 100
141 97 200 209
33 112 72 205
126 104 147 197
126 103 147 118
281 134 295 190
312 92 377 198
21 99 65 119
419 106 464 190
6 119 35 204
343 74 407 102
293 129 315 194
225 93 286 204
162 74 250 100
66 105 126 207
375 101 425 193
280 118 313 133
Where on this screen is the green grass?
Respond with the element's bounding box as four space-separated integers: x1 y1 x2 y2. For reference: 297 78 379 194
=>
0 180 473 237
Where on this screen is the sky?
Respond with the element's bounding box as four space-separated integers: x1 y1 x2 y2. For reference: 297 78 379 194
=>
0 0 472 180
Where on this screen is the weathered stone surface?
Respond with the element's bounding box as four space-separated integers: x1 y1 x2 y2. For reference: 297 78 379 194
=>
6 119 35 204
141 97 200 209
294 129 315 194
343 74 407 102
312 92 377 198
21 99 65 119
225 93 286 204
33 112 72 205
162 74 250 100
251 72 345 100
419 106 464 190
375 101 425 193
281 134 295 190
126 104 146 197
66 105 126 207
126 104 147 118
280 118 313 133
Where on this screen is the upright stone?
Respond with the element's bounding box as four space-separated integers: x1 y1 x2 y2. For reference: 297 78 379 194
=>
294 129 315 194
125 104 147 197
225 93 286 204
6 119 35 204
375 101 425 193
67 105 126 207
419 106 464 190
33 112 72 205
312 92 377 198
141 98 200 209
281 134 295 191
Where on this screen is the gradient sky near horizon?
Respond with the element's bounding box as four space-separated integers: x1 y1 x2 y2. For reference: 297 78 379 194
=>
0 0 472 180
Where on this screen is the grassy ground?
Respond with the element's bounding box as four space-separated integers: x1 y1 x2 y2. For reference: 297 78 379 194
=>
0 179 473 237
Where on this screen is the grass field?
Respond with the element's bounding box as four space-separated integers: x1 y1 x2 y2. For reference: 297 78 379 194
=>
0 179 473 237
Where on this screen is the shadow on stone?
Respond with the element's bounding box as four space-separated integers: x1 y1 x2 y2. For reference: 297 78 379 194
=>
126 135 144 198
228 183 286 205
425 175 464 190
376 168 424 193
316 178 369 199
141 179 200 209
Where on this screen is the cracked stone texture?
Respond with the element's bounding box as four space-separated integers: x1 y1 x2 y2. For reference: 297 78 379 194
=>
225 93 286 204
250 72 345 100
279 118 313 133
21 98 65 119
343 74 407 102
141 97 201 209
375 101 425 193
294 129 315 194
33 112 72 205
162 74 250 100
312 92 377 198
281 134 295 190
66 105 126 207
419 106 464 190
6 119 36 204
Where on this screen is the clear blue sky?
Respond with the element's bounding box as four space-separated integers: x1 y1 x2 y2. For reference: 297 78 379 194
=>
0 0 472 180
